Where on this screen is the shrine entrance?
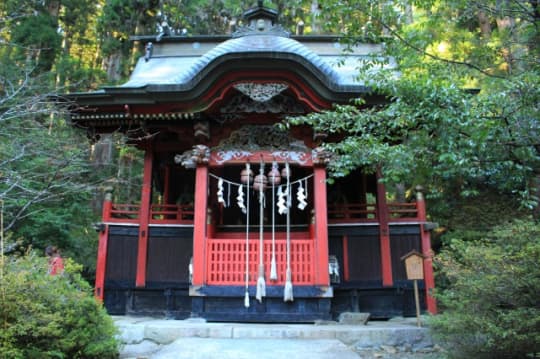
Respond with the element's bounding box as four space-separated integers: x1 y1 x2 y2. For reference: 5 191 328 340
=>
65 2 436 321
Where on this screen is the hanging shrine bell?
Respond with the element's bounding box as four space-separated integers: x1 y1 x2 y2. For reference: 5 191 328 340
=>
267 162 281 185
253 173 268 191
240 166 253 183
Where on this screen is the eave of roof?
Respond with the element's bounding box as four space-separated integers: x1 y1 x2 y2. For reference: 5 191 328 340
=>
65 33 391 108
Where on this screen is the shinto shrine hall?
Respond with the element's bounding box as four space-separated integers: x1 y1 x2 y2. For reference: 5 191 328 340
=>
65 3 436 322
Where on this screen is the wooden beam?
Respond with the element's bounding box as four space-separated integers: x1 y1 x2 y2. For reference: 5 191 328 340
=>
192 164 208 286
136 147 153 287
416 187 437 314
376 170 393 286
94 195 111 301
313 166 329 285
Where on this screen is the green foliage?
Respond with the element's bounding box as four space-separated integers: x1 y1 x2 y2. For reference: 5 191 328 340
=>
0 253 120 358
429 219 540 358
0 96 100 254
159 0 243 35
290 0 540 211
54 56 107 92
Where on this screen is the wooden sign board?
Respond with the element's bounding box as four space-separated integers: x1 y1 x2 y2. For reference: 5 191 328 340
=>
401 251 425 280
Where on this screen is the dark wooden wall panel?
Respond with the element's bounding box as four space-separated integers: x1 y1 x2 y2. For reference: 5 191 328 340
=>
347 235 381 281
146 227 193 285
390 232 421 281
105 235 138 284
147 236 193 283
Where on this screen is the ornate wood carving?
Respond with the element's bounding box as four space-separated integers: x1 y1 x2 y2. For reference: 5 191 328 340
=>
220 93 305 114
193 120 210 141
233 82 288 102
174 145 210 168
214 125 309 152
312 147 333 166
232 23 290 38
212 150 310 165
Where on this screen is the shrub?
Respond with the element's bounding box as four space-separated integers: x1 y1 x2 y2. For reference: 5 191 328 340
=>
429 219 540 358
0 252 119 358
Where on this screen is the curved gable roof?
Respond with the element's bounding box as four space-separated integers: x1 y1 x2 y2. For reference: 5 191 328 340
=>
115 34 369 96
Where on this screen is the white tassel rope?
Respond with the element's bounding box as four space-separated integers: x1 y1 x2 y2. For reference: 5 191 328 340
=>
269 163 278 281
244 163 251 308
283 162 294 302
256 160 266 302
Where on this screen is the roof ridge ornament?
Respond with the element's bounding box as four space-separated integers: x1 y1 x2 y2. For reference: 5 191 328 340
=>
232 22 290 38
234 82 288 102
233 1 290 38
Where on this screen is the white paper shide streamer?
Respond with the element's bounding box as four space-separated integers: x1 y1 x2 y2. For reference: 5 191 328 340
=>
217 178 226 206
237 184 246 214
296 181 307 210
277 185 287 215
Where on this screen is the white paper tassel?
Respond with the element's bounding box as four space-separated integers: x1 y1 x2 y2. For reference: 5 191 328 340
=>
244 290 250 308
270 256 278 281
256 265 266 303
283 268 294 302
270 163 278 281
283 162 294 303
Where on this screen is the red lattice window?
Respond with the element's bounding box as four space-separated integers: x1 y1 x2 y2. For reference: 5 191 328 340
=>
206 239 314 285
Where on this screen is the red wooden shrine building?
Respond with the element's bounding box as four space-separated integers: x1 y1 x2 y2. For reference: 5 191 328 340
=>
66 4 436 322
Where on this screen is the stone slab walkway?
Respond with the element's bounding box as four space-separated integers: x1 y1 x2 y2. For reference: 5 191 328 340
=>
116 316 441 359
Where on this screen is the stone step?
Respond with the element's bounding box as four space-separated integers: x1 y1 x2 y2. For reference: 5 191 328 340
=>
116 316 434 349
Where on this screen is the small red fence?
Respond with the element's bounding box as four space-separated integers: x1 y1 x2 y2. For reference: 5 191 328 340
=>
327 203 377 222
206 237 314 285
103 202 419 224
326 202 419 223
103 202 194 224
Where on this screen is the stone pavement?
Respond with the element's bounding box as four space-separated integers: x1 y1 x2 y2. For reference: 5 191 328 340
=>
116 316 442 359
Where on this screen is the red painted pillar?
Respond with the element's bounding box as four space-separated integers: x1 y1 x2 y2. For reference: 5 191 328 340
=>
136 147 153 287
313 166 330 286
94 192 112 301
416 186 437 314
192 164 208 286
376 170 393 286
102 195 112 221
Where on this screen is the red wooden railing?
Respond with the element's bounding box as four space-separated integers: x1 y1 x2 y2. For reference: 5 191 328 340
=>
327 203 377 222
206 235 314 285
327 202 420 223
387 203 420 221
103 202 419 225
103 202 194 224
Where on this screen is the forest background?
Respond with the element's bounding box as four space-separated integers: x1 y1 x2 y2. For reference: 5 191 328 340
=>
0 0 539 356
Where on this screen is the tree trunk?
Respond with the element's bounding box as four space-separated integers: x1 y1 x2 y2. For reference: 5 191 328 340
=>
495 0 517 73
404 4 413 25
311 0 321 34
532 168 540 221
104 51 123 82
477 10 491 38
91 135 114 214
